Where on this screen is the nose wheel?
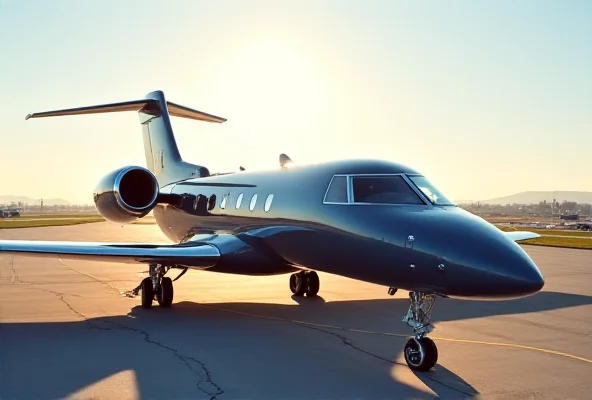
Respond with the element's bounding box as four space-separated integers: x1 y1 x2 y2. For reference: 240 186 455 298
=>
289 270 320 296
401 291 439 371
404 336 438 372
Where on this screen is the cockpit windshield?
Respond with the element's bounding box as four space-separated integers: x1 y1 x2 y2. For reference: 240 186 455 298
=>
351 175 424 205
406 175 456 206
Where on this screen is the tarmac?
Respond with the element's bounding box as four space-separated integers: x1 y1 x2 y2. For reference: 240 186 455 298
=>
1 221 591 400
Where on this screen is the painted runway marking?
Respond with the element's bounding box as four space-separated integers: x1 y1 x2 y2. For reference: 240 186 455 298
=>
198 303 592 366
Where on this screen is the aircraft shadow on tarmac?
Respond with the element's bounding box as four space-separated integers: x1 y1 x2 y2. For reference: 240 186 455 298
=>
1 290 590 400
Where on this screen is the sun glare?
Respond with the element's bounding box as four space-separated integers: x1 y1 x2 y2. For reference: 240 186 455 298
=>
215 39 328 128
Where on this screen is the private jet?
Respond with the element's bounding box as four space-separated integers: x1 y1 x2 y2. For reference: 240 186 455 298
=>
0 91 544 372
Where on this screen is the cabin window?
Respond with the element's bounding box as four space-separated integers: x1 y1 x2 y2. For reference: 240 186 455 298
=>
324 175 348 204
351 175 424 205
220 194 228 209
236 193 243 209
207 194 217 210
264 194 274 212
249 193 258 211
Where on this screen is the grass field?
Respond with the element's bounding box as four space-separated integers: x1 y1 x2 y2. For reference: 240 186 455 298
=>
18 212 101 219
497 225 592 237
495 225 592 250
0 217 105 229
520 236 592 250
0 213 157 229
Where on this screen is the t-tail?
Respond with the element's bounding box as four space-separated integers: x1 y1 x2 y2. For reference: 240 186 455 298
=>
25 90 226 186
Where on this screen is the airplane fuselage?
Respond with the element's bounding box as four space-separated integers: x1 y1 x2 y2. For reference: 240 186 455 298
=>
151 159 544 300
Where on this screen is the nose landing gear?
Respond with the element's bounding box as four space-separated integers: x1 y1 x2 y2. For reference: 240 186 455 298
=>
401 291 438 371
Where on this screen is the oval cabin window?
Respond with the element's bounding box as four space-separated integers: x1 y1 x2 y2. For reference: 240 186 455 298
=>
208 194 216 211
220 194 228 209
249 193 258 211
264 194 274 212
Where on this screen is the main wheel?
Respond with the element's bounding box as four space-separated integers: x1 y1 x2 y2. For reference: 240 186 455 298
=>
157 277 174 308
289 271 307 296
305 271 320 296
140 277 154 309
404 337 438 372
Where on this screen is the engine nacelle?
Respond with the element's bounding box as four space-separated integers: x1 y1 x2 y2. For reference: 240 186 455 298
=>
93 166 159 224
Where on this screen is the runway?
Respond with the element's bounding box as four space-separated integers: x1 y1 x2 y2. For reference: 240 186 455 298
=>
1 222 591 399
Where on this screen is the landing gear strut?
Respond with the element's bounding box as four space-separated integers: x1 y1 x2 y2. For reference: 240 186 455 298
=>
289 270 320 297
401 291 438 371
130 264 175 309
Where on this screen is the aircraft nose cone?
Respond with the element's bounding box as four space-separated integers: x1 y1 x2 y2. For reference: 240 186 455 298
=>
497 251 545 297
415 208 545 299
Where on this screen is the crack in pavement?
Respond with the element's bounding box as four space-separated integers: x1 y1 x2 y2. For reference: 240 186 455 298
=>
302 324 478 398
47 290 224 399
6 257 223 399
9 257 24 284
57 259 134 296
106 320 224 400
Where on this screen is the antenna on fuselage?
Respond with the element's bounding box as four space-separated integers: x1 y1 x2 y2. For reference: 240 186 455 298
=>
279 153 294 169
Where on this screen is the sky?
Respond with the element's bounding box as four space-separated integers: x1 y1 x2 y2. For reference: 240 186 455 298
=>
0 0 590 205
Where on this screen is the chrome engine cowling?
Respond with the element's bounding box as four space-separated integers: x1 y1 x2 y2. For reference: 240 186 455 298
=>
93 166 159 223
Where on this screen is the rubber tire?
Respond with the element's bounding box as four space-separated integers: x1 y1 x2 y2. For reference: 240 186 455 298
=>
404 337 438 372
157 277 174 308
305 271 320 296
141 277 154 309
289 272 307 296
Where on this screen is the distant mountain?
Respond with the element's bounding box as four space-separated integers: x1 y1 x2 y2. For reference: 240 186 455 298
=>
0 195 71 206
481 191 592 205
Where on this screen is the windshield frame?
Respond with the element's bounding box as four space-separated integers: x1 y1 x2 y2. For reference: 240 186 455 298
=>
404 174 457 207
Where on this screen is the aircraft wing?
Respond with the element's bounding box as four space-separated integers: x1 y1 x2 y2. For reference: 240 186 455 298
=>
0 240 220 269
504 231 540 242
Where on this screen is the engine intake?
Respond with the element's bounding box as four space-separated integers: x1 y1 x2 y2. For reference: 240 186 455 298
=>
94 166 159 223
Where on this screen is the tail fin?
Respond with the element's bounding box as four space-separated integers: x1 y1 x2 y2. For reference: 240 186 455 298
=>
25 90 226 186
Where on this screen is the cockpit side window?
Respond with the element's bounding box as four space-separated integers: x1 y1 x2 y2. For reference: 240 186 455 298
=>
324 175 348 203
406 175 456 206
351 175 424 205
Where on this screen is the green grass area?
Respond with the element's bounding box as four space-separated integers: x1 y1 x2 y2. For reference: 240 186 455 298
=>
497 225 592 237
484 216 558 224
0 217 105 229
520 236 592 250
18 213 101 219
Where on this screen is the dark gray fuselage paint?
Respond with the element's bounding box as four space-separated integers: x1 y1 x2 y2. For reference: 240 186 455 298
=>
150 159 544 300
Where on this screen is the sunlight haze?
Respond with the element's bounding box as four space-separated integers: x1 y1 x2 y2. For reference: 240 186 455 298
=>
0 0 590 205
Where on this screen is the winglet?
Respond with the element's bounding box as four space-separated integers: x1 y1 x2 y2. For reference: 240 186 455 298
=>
504 231 540 242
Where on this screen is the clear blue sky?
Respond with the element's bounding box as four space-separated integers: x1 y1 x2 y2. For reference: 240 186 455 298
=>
1 0 590 204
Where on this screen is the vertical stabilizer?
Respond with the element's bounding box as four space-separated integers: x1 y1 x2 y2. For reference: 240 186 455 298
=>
139 91 210 185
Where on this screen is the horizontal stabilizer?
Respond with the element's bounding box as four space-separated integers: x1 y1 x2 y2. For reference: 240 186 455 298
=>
25 99 226 123
504 231 540 242
0 240 220 268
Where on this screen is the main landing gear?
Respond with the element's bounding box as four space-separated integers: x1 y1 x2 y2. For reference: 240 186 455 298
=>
401 291 439 372
130 264 180 309
289 270 320 297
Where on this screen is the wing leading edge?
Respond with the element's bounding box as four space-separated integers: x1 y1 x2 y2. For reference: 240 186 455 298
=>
0 240 220 268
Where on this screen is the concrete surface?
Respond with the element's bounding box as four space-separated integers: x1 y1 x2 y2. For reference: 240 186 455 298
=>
1 221 591 400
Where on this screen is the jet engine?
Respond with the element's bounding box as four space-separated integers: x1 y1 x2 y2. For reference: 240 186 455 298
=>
93 166 160 224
